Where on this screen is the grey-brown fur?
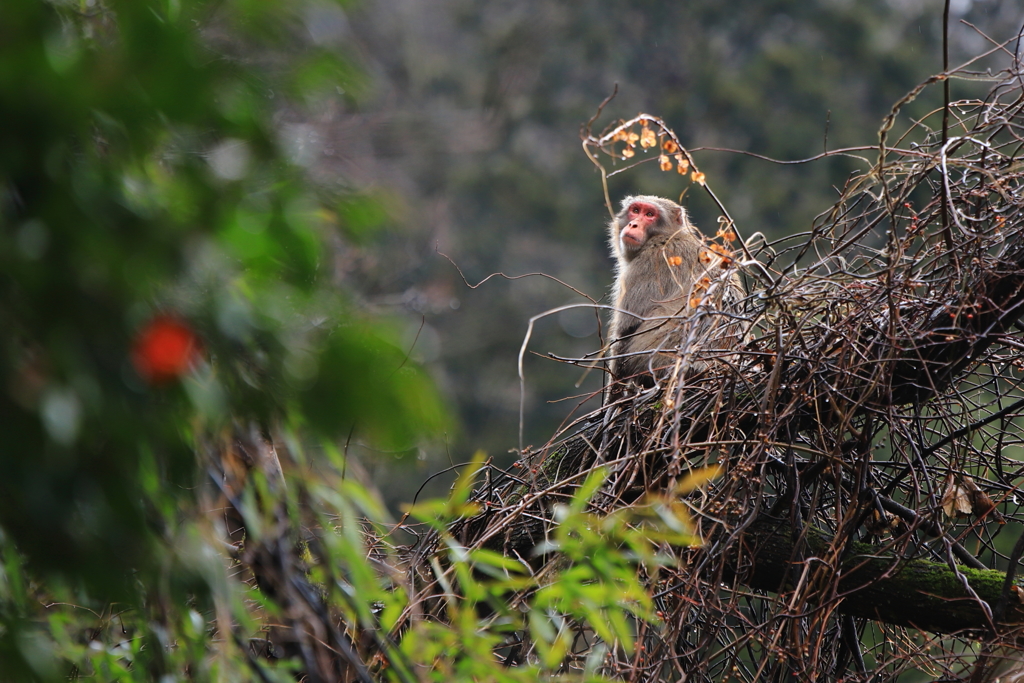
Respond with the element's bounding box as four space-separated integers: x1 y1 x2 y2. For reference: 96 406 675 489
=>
607 195 743 385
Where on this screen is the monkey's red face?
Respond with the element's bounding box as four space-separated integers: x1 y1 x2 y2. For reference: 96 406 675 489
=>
620 201 661 255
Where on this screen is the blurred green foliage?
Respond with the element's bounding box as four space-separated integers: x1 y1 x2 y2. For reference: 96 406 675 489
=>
0 0 445 678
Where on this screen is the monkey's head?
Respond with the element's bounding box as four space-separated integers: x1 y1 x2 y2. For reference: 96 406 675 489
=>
614 195 692 262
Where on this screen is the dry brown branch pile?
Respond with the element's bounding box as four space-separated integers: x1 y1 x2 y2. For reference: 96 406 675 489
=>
212 42 1024 683
403 52 1024 681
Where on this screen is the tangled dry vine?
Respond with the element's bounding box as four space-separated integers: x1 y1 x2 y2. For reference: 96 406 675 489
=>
421 47 1024 681
215 39 1024 683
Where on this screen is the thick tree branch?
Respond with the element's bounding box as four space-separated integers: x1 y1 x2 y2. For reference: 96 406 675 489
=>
736 515 1024 634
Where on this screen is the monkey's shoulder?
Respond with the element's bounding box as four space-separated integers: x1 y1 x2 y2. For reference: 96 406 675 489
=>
669 224 705 244
649 229 707 260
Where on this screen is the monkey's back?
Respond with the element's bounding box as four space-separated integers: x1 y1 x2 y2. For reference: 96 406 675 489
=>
610 228 742 384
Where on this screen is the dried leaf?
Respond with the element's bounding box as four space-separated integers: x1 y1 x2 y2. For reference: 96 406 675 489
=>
699 250 712 264
662 139 679 154
970 488 1003 522
640 126 657 149
667 255 683 266
626 131 640 144
954 477 996 517
675 154 689 175
659 155 673 172
954 478 1006 523
941 478 973 518
708 243 733 265
612 129 629 142
716 225 737 243
692 170 706 185
622 147 635 159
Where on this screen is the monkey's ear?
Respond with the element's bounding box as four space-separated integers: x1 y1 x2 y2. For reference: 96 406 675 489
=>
671 205 684 225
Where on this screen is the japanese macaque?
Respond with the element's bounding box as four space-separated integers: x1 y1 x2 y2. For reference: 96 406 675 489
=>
607 195 743 386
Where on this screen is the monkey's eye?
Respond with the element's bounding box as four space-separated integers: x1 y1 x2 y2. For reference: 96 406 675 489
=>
645 211 655 218
631 206 640 214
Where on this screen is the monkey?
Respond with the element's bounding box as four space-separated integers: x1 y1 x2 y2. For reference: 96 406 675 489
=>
606 195 743 389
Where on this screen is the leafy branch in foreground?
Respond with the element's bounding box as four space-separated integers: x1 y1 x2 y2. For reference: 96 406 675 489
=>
0 1 442 680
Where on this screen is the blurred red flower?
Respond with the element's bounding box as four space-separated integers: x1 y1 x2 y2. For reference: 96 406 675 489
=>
132 315 200 384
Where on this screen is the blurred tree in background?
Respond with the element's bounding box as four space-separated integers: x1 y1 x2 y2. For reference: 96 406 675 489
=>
0 0 444 678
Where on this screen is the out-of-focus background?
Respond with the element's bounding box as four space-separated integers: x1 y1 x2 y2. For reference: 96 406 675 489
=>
290 0 1016 504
